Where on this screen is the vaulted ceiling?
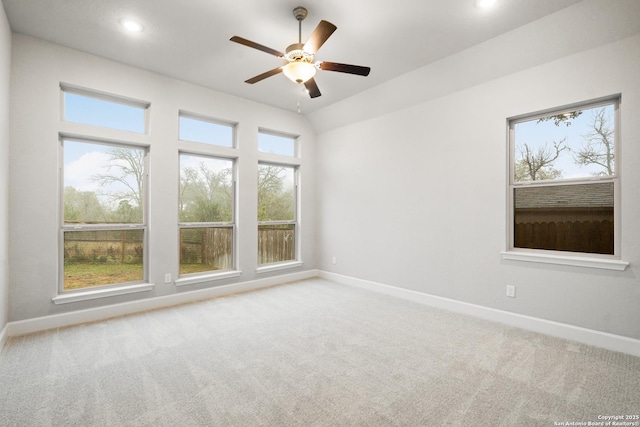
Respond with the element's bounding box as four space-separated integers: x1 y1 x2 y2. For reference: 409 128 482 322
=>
3 0 583 114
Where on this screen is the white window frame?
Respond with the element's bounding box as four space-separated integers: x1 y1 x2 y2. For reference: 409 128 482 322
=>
61 83 150 134
54 85 153 304
58 136 150 295
257 161 301 271
175 110 240 286
177 151 238 284
502 95 628 271
257 128 299 158
178 111 237 148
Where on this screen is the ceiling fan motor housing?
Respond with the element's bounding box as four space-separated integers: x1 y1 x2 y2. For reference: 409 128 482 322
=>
285 43 315 63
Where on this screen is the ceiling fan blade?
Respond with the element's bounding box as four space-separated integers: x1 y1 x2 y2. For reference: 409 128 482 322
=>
245 67 283 84
304 78 321 98
319 61 371 76
230 36 284 57
303 20 337 54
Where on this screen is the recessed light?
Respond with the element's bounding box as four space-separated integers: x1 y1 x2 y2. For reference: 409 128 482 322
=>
120 19 143 33
476 0 498 9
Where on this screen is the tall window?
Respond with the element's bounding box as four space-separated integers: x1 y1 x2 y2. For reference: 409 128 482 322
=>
258 163 297 265
508 97 619 256
62 139 147 291
179 154 235 275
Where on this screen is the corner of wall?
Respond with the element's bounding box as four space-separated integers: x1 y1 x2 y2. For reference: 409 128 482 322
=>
0 2 12 336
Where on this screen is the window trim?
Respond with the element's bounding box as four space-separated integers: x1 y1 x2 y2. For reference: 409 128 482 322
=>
503 95 626 269
178 151 238 278
60 83 150 134
257 162 300 267
59 136 150 293
258 128 299 157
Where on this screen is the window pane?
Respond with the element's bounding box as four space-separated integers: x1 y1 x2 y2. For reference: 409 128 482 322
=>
63 140 145 224
64 229 144 290
258 132 295 156
179 115 234 147
179 227 232 275
258 224 295 264
64 92 146 133
514 104 615 182
514 182 614 254
258 164 295 221
179 155 233 223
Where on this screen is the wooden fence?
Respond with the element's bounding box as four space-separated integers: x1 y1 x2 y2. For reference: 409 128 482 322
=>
64 226 295 266
258 226 295 264
180 228 232 269
514 220 613 254
64 229 143 264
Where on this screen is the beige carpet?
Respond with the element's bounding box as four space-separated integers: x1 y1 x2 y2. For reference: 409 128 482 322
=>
0 278 638 426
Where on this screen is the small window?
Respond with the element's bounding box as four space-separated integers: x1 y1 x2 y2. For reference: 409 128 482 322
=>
258 163 297 264
258 131 296 156
62 138 147 291
63 88 148 133
179 113 234 147
179 153 235 275
509 98 618 256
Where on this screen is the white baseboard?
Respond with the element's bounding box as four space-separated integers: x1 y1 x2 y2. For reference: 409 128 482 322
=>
5 269 319 340
0 323 7 353
318 271 640 358
4 269 639 358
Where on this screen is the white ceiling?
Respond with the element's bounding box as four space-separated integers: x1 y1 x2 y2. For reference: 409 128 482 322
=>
2 0 583 114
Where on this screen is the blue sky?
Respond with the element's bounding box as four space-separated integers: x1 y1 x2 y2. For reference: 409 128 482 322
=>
65 91 296 155
514 104 615 180
64 91 296 203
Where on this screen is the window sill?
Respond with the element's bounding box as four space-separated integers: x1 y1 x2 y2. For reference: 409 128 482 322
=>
501 251 628 271
256 261 303 274
175 270 242 287
52 283 155 305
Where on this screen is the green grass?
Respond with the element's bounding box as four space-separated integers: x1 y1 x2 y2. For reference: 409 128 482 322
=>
64 262 223 290
64 262 143 290
179 263 221 275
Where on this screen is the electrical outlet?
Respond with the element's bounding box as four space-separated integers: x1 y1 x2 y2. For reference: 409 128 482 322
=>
506 285 516 298
164 273 172 284
332 256 337 265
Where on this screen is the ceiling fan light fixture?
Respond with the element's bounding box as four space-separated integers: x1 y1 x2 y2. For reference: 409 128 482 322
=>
283 61 317 84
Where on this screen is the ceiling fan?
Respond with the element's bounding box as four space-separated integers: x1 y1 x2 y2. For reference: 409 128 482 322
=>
230 6 371 98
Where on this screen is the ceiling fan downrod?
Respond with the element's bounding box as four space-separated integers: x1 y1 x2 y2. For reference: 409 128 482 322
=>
293 6 308 44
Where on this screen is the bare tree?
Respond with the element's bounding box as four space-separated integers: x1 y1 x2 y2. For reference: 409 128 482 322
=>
180 163 232 222
258 164 293 221
92 147 145 222
536 110 582 126
574 107 614 176
515 138 568 181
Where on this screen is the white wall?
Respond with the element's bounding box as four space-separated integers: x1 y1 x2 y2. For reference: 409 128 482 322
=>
8 35 316 321
0 4 11 332
316 22 640 337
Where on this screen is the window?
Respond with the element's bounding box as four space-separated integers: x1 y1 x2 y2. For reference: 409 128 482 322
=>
508 97 619 256
179 154 235 275
258 163 297 265
258 130 297 156
62 86 148 133
179 112 235 147
62 138 147 291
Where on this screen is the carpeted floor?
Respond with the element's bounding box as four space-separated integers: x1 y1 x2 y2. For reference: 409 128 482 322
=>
0 278 638 426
